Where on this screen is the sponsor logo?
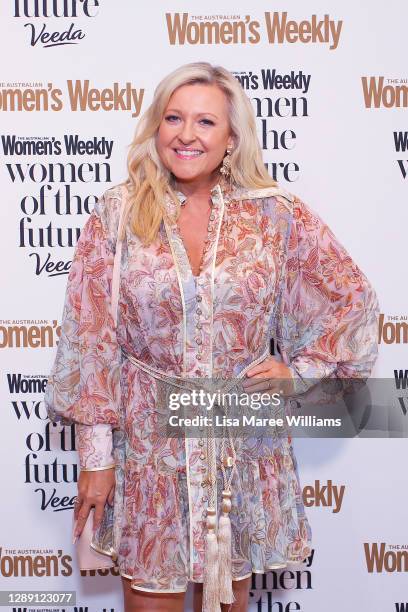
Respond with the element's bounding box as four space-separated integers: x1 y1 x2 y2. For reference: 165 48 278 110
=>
250 550 314 608
8 371 78 511
303 480 345 513
394 370 408 415
378 314 408 344
1 130 136 274
2 134 114 159
231 66 311 183
393 130 408 179
0 546 72 576
13 0 101 48
165 12 342 49
0 320 60 348
235 69 310 93
7 373 47 394
364 543 408 573
361 77 408 109
361 79 407 178
0 81 144 116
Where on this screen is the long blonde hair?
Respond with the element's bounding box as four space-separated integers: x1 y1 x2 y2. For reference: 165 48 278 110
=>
121 61 278 245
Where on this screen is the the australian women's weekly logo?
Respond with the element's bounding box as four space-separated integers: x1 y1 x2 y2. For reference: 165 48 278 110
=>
165 12 343 50
232 67 312 183
0 76 144 277
13 0 102 48
361 76 408 179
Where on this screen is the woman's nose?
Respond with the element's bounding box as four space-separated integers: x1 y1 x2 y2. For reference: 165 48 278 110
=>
178 120 196 144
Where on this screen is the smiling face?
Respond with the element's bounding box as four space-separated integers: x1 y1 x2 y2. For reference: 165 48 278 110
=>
156 83 234 190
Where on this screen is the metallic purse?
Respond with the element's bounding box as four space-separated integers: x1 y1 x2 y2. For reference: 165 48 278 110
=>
72 508 114 570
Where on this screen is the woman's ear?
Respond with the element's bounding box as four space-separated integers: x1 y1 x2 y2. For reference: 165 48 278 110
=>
226 129 235 150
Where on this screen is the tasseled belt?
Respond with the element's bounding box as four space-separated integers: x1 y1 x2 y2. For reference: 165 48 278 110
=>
121 346 271 611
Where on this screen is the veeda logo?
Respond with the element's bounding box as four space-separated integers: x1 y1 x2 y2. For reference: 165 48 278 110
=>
13 0 101 48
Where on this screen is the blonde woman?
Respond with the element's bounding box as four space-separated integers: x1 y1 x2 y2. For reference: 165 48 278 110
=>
45 62 379 612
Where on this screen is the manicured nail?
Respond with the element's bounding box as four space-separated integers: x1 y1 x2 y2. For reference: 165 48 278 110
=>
72 518 78 544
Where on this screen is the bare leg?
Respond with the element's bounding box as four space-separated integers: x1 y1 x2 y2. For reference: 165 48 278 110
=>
193 576 251 612
122 576 186 612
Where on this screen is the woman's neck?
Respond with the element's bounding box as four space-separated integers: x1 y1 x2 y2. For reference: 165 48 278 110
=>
173 173 220 199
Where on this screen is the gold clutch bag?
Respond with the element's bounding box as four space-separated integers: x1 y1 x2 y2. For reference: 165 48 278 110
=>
72 508 115 570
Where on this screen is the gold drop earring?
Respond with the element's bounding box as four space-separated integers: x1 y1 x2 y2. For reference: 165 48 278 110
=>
220 147 232 180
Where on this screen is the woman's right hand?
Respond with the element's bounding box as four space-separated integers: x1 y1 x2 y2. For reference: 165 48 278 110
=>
73 468 116 541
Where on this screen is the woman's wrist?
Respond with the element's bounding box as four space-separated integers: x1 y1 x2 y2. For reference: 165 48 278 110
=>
80 463 116 472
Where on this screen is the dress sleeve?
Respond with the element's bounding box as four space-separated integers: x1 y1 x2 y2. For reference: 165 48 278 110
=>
44 190 122 468
75 423 115 470
276 195 380 395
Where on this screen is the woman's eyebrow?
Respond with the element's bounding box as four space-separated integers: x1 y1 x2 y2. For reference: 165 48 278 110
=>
165 108 219 119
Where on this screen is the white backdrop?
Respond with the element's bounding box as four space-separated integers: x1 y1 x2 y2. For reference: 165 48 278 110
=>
1 1 407 610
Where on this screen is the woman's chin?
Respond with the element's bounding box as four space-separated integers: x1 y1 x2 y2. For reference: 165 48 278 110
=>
170 169 205 183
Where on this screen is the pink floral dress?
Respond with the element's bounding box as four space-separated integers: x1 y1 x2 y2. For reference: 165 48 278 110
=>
44 181 379 593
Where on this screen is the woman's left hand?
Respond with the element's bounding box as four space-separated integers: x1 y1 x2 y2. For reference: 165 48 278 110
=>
242 356 294 396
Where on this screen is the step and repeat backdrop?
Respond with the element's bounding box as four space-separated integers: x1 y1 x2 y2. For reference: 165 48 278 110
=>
0 1 407 611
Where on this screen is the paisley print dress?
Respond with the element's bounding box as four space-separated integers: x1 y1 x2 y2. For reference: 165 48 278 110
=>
44 181 379 592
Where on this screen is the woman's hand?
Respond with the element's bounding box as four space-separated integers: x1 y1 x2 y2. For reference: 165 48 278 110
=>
242 356 294 397
73 468 115 541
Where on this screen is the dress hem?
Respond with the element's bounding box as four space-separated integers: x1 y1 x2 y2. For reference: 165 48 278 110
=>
120 571 254 592
89 543 312 593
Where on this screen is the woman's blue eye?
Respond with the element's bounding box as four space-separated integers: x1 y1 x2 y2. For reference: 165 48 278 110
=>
164 115 214 125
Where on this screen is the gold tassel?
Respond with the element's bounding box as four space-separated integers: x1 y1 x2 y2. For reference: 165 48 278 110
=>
218 490 236 604
202 508 222 612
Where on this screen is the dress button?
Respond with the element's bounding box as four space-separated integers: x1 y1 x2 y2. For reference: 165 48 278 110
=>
200 453 205 460
196 322 202 329
198 440 204 446
196 295 202 302
209 214 215 221
196 308 202 315
202 496 208 502
196 338 202 345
